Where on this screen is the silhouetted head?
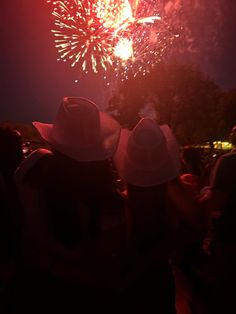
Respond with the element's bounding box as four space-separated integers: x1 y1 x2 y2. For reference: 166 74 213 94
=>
33 96 121 162
114 118 180 187
0 126 23 181
229 125 236 147
181 145 203 176
182 145 201 164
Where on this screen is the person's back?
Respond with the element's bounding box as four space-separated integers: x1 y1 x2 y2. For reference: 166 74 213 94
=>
211 124 236 243
127 183 170 251
209 151 236 243
31 151 123 248
0 127 23 312
114 118 180 313
197 150 236 314
0 126 23 255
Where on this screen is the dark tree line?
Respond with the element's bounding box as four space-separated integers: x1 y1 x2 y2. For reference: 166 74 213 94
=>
107 62 236 145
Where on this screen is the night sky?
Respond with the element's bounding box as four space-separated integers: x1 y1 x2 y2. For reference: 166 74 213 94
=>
1 0 236 123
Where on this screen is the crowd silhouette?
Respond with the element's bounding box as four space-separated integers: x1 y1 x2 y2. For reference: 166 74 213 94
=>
0 97 236 314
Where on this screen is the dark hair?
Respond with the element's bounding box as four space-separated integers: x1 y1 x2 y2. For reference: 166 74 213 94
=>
29 150 124 248
181 145 203 176
126 183 169 251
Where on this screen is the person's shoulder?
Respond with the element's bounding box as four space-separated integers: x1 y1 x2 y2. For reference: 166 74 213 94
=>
209 151 236 190
14 148 53 186
221 151 236 160
215 151 236 170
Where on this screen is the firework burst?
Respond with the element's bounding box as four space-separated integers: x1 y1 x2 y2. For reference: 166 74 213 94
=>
47 0 127 73
47 0 178 78
112 0 179 80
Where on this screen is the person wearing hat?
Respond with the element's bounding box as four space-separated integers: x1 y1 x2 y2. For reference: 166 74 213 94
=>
113 117 207 313
13 97 126 313
113 118 181 313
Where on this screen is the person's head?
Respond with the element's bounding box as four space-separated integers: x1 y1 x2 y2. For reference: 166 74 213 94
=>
0 126 23 181
114 118 180 189
181 145 203 176
229 125 236 147
33 96 121 162
32 96 122 195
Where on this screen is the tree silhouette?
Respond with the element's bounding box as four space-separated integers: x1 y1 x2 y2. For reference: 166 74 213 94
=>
108 62 222 145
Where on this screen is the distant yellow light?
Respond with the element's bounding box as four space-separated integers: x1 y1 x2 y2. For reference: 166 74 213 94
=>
213 141 232 150
195 141 232 151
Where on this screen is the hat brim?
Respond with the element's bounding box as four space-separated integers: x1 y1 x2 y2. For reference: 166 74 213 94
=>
114 125 180 187
33 111 121 162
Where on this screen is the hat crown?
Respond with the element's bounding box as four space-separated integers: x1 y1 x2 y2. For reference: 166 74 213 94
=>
33 96 121 162
127 118 168 168
52 97 101 148
114 118 180 187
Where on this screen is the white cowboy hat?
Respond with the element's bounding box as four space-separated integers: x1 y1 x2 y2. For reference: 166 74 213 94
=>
114 118 180 187
33 97 121 162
